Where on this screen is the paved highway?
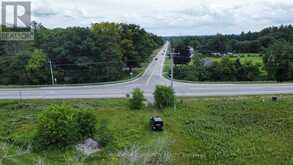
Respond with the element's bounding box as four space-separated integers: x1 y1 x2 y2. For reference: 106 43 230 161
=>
1 42 293 100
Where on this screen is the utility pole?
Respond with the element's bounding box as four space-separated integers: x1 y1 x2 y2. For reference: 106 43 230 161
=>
169 47 179 111
49 59 55 85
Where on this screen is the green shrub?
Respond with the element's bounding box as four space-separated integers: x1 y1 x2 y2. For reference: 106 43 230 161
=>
34 105 78 149
34 105 97 150
74 110 97 139
153 85 175 109
129 88 145 110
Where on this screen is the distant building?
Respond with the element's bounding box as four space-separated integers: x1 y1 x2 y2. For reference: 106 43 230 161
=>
188 46 194 57
211 52 224 57
202 59 214 67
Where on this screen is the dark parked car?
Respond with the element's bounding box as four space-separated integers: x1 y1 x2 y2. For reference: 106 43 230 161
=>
150 116 164 131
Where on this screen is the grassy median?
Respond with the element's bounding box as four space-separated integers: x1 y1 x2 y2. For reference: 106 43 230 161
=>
0 95 292 164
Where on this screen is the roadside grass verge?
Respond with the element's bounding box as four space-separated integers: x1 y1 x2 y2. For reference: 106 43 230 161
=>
163 56 171 78
0 95 292 164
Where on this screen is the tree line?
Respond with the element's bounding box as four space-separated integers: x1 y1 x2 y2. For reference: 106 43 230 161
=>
0 22 163 85
166 25 293 54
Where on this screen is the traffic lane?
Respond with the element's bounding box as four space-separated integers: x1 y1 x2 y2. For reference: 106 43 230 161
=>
1 83 293 99
173 81 293 87
0 88 131 99
174 85 293 96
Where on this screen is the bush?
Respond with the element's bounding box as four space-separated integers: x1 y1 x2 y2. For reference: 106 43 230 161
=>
34 105 97 149
74 110 97 140
129 88 145 110
34 105 78 149
153 85 175 109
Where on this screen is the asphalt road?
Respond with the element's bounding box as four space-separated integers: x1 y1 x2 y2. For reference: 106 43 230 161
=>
1 42 293 100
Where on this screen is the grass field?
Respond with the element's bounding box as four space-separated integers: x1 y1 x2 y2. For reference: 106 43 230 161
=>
163 56 171 78
207 53 263 65
0 95 292 164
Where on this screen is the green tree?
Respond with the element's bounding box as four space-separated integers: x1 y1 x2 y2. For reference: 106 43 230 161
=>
120 39 139 72
235 58 245 80
6 51 31 85
207 34 228 53
263 41 293 81
34 105 97 150
189 39 200 50
25 49 49 84
220 57 237 81
153 86 175 109
0 23 163 85
189 54 207 81
91 22 121 36
34 105 79 149
129 88 145 110
175 54 207 81
241 61 261 81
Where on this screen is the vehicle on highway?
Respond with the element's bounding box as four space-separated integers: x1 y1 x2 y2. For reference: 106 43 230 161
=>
150 116 164 131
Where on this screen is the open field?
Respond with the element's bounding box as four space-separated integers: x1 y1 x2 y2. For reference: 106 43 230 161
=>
0 95 292 164
207 53 267 78
207 53 263 65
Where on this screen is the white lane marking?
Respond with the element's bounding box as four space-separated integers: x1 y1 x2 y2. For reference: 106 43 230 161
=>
145 45 169 86
146 57 159 86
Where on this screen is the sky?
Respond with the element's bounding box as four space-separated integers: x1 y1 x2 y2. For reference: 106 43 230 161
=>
4 0 293 36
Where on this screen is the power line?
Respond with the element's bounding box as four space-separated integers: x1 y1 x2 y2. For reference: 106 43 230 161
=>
51 60 150 67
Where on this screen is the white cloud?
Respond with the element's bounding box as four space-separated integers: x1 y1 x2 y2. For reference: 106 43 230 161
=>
24 0 293 35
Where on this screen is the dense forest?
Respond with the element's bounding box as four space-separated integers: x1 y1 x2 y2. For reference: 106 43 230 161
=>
167 25 293 82
0 22 163 85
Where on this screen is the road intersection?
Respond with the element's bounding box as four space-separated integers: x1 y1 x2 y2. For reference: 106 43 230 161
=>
1 42 293 100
